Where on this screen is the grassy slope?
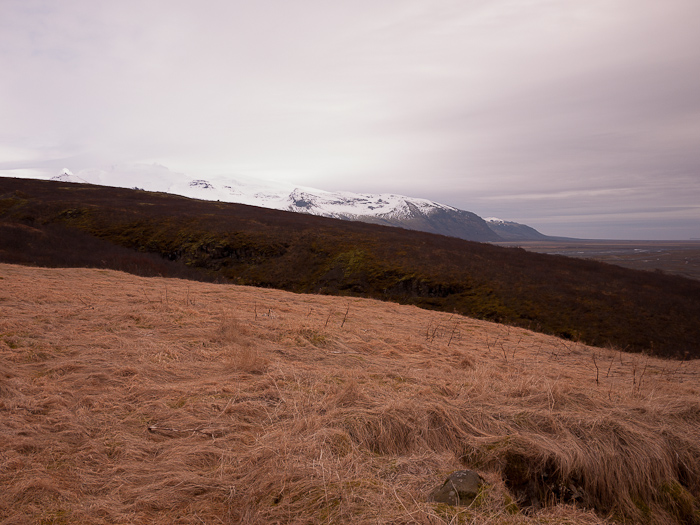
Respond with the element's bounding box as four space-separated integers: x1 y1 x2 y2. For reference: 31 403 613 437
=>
1 264 699 524
1 177 700 358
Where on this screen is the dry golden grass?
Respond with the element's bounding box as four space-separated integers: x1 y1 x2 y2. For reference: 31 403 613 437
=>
1 263 699 524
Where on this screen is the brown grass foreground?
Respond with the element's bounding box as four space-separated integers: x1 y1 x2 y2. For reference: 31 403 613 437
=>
1 264 699 524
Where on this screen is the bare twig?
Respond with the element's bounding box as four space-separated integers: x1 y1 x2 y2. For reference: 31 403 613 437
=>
341 303 350 328
606 353 615 378
637 357 649 393
447 320 460 347
77 295 93 309
500 342 508 363
431 322 441 342
512 337 522 359
147 425 224 439
592 352 599 386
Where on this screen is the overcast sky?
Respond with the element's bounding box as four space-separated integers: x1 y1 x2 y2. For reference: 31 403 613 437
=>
1 1 699 239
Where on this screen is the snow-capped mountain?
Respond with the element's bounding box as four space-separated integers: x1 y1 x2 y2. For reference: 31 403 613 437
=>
485 217 550 241
173 175 500 241
43 165 546 242
50 168 89 184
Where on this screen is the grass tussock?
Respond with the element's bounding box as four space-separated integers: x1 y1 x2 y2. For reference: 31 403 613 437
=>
1 263 699 524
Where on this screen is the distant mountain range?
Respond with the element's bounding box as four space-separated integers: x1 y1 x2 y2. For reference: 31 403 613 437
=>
49 166 550 242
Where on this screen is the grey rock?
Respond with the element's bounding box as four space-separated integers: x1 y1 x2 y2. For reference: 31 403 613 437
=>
428 470 483 506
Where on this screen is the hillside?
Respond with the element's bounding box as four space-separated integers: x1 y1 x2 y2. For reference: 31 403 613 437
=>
485 217 551 241
1 264 699 524
1 177 700 358
51 168 503 242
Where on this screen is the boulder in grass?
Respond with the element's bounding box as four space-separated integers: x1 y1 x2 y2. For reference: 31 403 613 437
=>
428 470 483 506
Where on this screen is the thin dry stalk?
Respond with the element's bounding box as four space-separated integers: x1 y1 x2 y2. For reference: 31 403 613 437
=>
592 352 599 386
341 303 350 328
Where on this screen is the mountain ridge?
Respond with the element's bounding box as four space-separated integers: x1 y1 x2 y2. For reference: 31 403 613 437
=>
485 217 552 241
47 166 544 242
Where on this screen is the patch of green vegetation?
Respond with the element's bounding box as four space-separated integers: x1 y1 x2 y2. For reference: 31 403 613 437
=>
470 484 491 509
430 502 473 524
318 494 342 522
2 337 20 349
0 194 28 215
632 495 652 523
167 397 188 409
38 508 72 525
503 493 519 515
660 480 700 524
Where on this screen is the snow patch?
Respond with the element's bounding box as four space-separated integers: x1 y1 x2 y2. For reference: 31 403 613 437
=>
50 168 89 184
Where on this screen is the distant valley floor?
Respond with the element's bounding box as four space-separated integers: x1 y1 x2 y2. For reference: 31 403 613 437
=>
494 240 700 281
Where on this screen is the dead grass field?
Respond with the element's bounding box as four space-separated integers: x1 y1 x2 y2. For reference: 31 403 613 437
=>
1 263 699 524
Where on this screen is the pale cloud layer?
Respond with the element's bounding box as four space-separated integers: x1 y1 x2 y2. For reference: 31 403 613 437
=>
1 0 699 239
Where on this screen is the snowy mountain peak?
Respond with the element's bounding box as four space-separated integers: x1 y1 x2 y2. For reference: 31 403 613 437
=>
36 165 550 241
283 188 460 222
51 168 88 184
